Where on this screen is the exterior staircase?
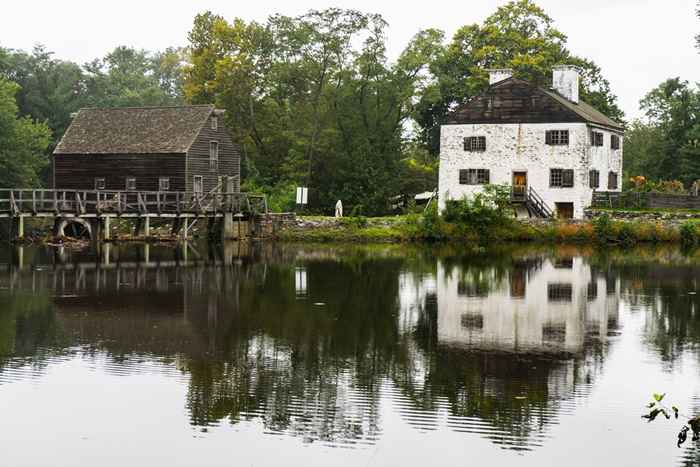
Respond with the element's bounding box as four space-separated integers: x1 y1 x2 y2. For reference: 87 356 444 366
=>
511 186 553 218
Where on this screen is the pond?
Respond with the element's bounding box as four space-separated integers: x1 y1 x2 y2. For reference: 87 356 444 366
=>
0 242 699 466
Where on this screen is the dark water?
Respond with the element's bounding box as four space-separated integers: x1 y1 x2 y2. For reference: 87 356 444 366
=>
1 242 699 466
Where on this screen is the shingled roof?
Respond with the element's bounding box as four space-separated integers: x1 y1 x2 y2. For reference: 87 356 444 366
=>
54 105 216 154
446 77 623 131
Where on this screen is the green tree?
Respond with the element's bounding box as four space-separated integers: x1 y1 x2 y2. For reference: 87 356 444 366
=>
415 0 623 154
0 78 51 187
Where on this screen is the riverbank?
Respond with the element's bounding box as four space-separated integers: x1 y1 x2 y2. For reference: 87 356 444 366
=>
275 211 700 246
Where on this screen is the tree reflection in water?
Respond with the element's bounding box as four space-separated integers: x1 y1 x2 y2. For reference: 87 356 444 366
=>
0 243 698 453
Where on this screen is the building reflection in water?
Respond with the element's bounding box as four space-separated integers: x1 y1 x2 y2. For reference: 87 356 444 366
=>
437 256 619 354
0 244 627 453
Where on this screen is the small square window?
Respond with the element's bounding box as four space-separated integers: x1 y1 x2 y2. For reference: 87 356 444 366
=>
126 178 136 191
611 134 620 150
459 168 490 185
545 130 569 146
159 177 170 191
463 136 486 152
550 169 574 188
548 283 573 302
591 131 604 147
589 170 600 189
94 178 105 190
211 116 218 131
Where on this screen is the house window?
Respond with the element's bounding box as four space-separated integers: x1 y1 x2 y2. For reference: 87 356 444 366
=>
611 134 620 150
209 141 219 171
550 168 574 188
461 313 484 330
545 130 569 146
211 116 218 131
589 170 600 189
126 178 136 191
159 177 170 191
459 168 490 185
591 131 604 147
94 178 106 190
463 136 486 152
548 283 573 302
193 175 203 194
587 281 598 301
608 171 618 190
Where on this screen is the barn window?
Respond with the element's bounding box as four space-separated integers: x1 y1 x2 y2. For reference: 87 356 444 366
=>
193 175 203 194
545 130 569 146
589 170 600 189
463 136 486 152
125 178 136 191
587 282 598 301
548 283 573 302
608 171 619 189
459 168 490 185
94 178 105 190
159 177 170 191
611 134 620 150
211 116 218 131
209 141 219 171
550 168 574 188
591 131 604 147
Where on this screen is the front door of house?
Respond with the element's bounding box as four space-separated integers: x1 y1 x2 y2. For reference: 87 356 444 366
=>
512 172 527 200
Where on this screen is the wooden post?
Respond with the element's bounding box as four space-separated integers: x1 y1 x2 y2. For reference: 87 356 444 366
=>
221 212 235 240
103 216 110 240
143 216 150 237
16 215 24 241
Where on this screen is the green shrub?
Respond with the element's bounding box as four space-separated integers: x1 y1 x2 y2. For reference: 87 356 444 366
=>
592 213 614 243
680 221 699 247
341 216 368 229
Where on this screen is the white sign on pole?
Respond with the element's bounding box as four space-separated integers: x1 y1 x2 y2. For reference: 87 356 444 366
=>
296 187 308 205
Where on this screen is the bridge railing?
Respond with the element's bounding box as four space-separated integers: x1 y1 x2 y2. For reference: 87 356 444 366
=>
0 189 268 216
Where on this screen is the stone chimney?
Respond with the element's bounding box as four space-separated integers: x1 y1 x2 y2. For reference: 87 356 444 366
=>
552 65 581 103
488 68 513 85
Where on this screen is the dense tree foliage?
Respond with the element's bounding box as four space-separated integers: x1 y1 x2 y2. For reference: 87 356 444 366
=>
624 79 700 187
0 78 51 187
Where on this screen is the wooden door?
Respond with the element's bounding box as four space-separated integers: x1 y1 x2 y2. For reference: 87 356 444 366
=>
512 172 527 200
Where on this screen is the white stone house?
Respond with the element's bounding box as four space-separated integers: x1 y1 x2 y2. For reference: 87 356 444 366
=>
438 66 624 219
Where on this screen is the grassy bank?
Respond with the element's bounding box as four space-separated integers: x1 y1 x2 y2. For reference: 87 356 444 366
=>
278 212 700 247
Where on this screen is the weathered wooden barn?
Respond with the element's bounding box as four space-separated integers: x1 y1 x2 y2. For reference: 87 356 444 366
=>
52 104 240 194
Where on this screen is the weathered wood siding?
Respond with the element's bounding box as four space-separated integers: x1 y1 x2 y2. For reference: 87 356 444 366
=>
447 80 585 125
53 153 186 191
186 115 241 193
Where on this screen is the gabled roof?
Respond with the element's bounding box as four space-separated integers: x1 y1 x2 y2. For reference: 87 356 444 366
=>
446 77 623 131
54 105 216 155
539 87 623 130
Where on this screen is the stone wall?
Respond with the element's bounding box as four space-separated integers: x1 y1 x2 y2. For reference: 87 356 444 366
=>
585 208 700 224
438 122 623 218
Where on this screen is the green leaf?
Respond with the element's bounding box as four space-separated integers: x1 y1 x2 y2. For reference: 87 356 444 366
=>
653 393 666 402
673 406 679 419
647 402 656 408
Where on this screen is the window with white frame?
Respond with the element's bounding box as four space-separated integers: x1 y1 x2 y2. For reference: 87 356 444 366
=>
608 171 618 190
159 177 170 191
209 141 219 171
459 168 490 185
548 283 573 302
126 177 136 191
550 168 574 188
591 131 604 147
545 130 569 146
193 175 203 194
211 116 218 131
463 136 486 152
95 177 106 190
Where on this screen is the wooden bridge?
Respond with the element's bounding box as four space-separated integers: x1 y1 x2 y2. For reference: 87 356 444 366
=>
0 189 268 241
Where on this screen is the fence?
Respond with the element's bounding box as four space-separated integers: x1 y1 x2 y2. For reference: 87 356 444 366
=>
592 191 700 210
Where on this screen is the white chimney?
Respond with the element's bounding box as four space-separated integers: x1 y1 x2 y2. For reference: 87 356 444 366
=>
552 65 581 103
488 68 513 85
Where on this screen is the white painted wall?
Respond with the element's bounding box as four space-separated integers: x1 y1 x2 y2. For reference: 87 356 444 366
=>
438 123 623 218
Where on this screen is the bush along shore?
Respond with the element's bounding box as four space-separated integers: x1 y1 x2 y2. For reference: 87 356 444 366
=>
277 188 700 248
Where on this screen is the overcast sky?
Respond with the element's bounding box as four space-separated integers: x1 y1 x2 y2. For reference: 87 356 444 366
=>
1 0 698 119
